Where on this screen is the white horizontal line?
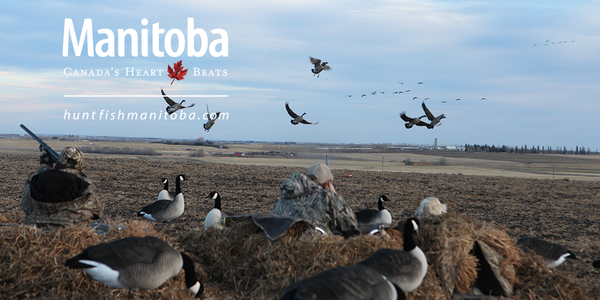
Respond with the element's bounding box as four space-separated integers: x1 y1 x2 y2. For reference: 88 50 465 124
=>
63 95 229 98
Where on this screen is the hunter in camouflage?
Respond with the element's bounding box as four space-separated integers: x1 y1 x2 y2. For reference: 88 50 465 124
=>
21 147 104 228
271 163 359 237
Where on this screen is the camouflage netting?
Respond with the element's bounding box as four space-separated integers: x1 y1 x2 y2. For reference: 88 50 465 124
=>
0 213 588 300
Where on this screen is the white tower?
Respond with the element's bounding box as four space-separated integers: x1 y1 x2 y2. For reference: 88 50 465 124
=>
434 138 438 148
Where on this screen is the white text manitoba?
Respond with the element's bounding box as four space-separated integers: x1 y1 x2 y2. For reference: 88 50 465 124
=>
63 110 228 121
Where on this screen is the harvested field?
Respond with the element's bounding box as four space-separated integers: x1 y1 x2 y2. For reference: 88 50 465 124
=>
1 152 600 299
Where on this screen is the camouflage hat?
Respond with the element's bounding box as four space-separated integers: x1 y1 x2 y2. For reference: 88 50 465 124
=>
306 163 333 184
59 147 84 169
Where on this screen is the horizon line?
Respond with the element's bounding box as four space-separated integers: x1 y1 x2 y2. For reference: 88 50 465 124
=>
63 95 229 98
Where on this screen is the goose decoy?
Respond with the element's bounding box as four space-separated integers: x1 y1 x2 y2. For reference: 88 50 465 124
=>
421 101 445 128
358 218 427 293
286 102 319 125
162 88 195 115
203 105 221 132
204 191 231 230
139 175 186 222
517 237 577 269
65 236 204 299
157 178 175 201
356 195 393 226
309 56 331 78
278 263 406 300
400 112 431 129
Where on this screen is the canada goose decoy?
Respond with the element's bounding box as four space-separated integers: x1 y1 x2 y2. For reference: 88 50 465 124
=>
359 218 427 293
309 56 331 78
157 178 175 201
421 101 445 129
356 195 393 226
139 175 186 222
203 105 221 132
286 102 319 125
65 236 204 299
517 237 577 269
162 88 195 115
204 191 230 230
399 112 431 129
278 263 406 300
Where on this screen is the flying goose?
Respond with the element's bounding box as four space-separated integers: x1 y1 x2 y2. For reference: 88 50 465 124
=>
162 88 195 115
139 175 186 222
421 101 445 128
65 236 204 298
400 112 431 129
157 178 175 201
355 195 393 226
517 237 577 269
204 191 231 230
309 56 331 78
358 218 427 293
278 260 406 300
286 102 319 125
203 105 221 132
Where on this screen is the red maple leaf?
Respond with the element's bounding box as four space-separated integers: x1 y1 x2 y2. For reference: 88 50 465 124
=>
167 60 188 85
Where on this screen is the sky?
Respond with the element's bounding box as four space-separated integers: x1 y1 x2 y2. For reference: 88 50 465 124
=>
1 0 599 150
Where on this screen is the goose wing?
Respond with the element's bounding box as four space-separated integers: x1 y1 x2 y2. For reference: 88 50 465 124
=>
65 236 170 271
309 56 322 66
399 112 415 122
299 119 318 125
281 265 395 300
286 102 299 118
322 64 331 71
182 103 195 109
161 89 177 106
139 200 172 215
421 101 435 121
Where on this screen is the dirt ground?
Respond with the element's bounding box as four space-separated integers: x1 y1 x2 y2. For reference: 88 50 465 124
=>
2 152 600 298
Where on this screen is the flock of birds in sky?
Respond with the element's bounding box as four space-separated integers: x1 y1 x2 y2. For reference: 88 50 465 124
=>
158 55 497 133
533 39 576 47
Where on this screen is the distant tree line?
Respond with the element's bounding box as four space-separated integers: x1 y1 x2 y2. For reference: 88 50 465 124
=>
80 146 160 156
464 144 599 155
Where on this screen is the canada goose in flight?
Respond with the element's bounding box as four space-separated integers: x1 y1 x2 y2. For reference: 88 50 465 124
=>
421 101 445 128
358 218 427 293
441 101 447 103
346 95 353 97
481 98 487 101
139 175 186 222
286 102 319 125
203 105 221 132
418 82 423 84
361 94 367 97
455 98 461 101
65 236 204 299
517 237 577 269
356 195 393 226
157 178 175 201
405 90 410 93
278 263 406 300
400 112 431 129
204 191 231 230
162 89 195 115
309 56 331 78
412 97 418 100
371 91 377 95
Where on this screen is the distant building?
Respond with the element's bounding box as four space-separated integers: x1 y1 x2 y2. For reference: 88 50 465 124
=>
233 152 245 156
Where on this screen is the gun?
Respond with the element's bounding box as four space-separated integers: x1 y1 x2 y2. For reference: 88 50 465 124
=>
20 124 60 163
